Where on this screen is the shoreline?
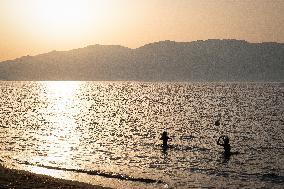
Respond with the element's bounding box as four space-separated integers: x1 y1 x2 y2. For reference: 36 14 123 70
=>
0 164 111 189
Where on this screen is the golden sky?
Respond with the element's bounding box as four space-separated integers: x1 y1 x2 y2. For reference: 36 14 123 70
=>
0 0 283 61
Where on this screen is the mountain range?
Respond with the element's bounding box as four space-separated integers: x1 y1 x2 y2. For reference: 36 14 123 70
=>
0 39 283 81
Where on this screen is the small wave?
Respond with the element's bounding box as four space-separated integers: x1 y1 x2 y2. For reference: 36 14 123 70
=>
168 144 210 152
261 173 284 184
19 161 163 184
188 165 284 184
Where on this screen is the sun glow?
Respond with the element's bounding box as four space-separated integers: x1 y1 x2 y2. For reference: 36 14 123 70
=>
1 0 114 49
32 0 95 39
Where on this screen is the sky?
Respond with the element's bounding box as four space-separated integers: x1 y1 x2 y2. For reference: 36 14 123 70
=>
0 0 283 61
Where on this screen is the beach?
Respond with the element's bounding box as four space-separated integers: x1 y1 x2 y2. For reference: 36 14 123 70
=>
0 164 111 189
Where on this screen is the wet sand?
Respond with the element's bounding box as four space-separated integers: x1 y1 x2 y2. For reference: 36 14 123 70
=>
0 164 111 189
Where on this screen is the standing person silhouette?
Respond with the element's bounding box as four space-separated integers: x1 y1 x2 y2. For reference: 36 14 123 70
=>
160 131 172 149
160 131 171 149
217 135 231 156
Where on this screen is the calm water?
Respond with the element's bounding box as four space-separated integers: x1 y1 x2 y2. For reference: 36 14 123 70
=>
0 81 283 188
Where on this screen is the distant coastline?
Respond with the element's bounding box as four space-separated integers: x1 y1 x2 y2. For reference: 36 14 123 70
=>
0 39 283 81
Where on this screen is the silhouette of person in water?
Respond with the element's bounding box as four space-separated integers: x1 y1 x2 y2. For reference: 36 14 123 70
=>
160 131 171 149
217 135 231 156
215 119 220 126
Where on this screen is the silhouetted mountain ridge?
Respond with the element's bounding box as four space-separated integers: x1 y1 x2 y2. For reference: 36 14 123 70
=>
0 39 283 81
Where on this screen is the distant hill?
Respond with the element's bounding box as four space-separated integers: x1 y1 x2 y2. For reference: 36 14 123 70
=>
0 39 283 81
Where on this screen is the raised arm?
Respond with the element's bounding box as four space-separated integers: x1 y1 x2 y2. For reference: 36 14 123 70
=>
217 136 223 146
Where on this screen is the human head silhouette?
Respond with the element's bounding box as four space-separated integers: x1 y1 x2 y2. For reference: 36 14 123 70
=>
223 136 229 144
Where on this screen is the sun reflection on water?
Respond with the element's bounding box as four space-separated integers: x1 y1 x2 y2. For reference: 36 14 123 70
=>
29 166 66 178
31 81 82 172
44 81 79 107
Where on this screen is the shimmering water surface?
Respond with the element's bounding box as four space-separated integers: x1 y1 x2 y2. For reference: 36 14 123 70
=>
0 81 283 188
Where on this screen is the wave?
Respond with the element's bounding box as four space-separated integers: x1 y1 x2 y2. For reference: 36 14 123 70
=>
19 160 164 184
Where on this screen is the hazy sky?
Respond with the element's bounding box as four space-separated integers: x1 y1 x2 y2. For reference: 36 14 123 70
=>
0 0 283 61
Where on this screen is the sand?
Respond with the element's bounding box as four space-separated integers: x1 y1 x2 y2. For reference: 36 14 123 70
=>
0 164 112 189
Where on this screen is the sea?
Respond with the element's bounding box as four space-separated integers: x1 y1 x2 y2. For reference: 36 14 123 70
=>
0 81 283 189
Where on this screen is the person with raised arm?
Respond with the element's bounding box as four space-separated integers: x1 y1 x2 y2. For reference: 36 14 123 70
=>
217 135 231 156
